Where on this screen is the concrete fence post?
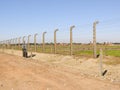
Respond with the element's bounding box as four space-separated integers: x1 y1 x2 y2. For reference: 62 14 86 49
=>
34 33 38 52
15 38 17 50
11 39 14 54
10 39 12 49
54 29 58 54
0 41 1 49
23 36 26 44
42 32 47 53
8 40 10 49
100 48 103 76
28 35 31 51
18 37 21 50
6 40 7 49
13 39 15 49
3 41 5 53
93 21 99 58
70 25 75 56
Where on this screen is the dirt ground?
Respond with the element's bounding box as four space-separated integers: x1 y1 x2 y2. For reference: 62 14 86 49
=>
0 51 120 90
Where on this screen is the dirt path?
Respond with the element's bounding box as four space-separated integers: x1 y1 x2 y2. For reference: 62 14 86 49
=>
0 53 120 90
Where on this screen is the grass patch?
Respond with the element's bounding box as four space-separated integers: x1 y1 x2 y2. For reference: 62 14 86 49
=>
105 50 120 57
6 44 120 57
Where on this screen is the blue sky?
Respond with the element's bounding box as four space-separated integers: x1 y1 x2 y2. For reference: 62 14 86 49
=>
0 0 120 43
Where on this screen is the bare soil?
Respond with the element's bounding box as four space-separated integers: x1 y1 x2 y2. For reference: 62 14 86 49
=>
0 51 120 90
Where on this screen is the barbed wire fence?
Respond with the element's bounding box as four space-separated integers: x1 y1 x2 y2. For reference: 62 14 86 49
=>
0 20 120 57
0 20 120 83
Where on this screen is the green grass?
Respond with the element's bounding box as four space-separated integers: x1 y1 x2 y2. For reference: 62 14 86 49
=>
3 44 120 57
105 50 120 57
73 50 93 55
